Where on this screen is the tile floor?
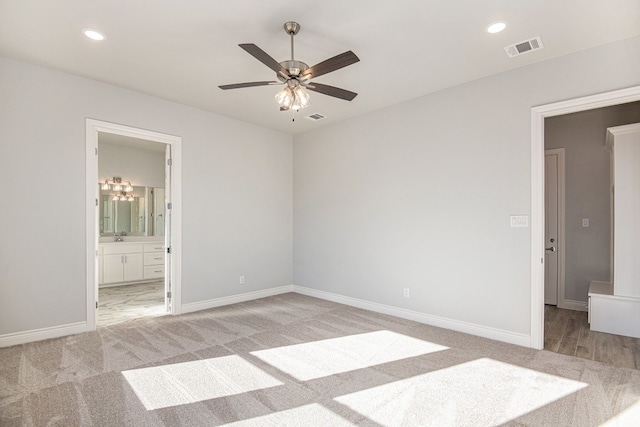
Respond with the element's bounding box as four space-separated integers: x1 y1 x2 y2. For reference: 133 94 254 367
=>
98 281 167 327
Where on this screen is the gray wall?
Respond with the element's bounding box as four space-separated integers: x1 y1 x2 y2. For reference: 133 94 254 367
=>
545 102 640 302
1 34 640 342
99 142 166 188
293 35 640 335
0 56 293 335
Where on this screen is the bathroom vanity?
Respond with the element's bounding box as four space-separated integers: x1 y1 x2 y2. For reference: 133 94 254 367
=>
99 241 165 287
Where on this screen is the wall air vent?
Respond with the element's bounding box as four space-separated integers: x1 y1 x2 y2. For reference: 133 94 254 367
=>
306 113 326 121
505 36 544 58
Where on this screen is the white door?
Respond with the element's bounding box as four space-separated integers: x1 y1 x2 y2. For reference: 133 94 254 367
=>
164 144 172 312
545 151 560 305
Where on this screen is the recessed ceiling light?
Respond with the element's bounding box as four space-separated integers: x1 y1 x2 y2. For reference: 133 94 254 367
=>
83 29 106 41
486 22 507 34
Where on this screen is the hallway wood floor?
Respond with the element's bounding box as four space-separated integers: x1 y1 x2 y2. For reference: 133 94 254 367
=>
544 305 640 369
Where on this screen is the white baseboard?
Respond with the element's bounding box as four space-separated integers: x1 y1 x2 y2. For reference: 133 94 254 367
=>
559 299 588 312
293 285 532 348
0 321 87 348
180 285 295 314
1 285 531 348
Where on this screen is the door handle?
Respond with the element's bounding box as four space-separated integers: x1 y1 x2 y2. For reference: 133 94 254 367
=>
546 247 556 252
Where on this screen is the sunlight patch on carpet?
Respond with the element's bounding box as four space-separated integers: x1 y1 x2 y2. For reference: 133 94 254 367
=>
600 400 640 426
223 403 356 426
122 355 283 410
251 330 448 381
334 358 587 426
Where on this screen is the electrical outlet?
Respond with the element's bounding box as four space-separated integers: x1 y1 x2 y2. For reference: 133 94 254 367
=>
239 276 245 284
403 288 410 298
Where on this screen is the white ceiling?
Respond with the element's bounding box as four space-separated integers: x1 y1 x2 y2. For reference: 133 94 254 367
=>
1 1 639 135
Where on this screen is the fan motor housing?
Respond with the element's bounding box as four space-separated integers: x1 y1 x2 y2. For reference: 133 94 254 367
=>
277 60 309 81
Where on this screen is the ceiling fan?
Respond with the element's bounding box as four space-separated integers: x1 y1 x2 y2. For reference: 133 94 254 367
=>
219 21 359 113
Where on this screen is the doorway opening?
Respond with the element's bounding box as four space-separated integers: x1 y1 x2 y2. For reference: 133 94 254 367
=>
86 120 182 331
98 134 168 326
530 85 640 349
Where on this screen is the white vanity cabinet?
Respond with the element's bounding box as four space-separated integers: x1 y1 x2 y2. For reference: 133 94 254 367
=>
99 241 165 286
143 243 165 279
100 243 145 285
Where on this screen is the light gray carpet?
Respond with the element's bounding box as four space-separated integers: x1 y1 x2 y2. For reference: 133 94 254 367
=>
1 293 640 426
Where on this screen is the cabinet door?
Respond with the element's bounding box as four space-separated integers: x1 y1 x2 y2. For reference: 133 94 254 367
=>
103 254 124 284
123 253 144 282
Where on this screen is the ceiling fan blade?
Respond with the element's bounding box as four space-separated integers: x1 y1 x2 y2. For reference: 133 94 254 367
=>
305 82 358 101
219 81 280 90
239 43 288 77
301 51 360 80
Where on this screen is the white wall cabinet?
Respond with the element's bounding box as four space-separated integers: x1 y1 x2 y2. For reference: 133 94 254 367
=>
589 123 640 338
609 124 640 297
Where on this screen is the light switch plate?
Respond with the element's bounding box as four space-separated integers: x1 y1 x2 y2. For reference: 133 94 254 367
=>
510 215 529 228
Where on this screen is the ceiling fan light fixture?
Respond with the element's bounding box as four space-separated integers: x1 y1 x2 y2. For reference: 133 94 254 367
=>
294 86 310 107
275 85 310 111
275 87 294 109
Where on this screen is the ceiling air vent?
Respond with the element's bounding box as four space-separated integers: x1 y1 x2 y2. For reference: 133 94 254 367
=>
306 113 326 121
505 36 544 58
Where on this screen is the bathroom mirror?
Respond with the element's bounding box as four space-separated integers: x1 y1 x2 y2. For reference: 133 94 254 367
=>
99 185 165 236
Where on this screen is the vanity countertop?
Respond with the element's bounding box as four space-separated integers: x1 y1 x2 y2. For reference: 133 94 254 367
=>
99 237 165 244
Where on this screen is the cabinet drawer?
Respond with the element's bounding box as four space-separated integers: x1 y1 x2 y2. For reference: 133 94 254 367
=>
144 243 165 253
144 265 165 279
144 253 165 266
102 244 144 255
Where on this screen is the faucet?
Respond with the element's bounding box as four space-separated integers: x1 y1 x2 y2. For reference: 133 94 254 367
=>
114 232 125 242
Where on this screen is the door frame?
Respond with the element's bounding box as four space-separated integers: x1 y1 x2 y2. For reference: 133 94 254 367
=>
544 148 566 308
530 85 640 349
85 119 183 330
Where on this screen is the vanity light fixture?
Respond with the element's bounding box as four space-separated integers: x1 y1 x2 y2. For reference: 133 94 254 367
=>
112 192 135 202
101 177 134 192
103 177 135 201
